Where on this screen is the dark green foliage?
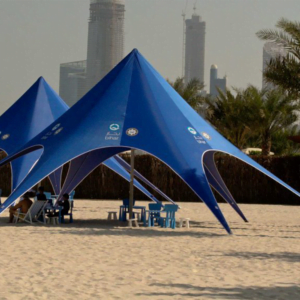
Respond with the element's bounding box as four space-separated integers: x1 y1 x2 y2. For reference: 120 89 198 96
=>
206 86 300 155
168 77 205 112
206 88 253 149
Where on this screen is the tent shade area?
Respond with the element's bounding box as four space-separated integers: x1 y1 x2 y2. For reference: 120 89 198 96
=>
0 49 299 234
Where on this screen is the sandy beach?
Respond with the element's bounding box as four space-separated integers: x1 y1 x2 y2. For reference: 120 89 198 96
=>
0 199 299 300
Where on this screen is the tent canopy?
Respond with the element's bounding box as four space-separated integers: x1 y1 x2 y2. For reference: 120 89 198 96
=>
0 49 299 233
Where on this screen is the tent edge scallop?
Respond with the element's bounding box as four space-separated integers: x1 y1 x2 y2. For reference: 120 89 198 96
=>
204 149 300 199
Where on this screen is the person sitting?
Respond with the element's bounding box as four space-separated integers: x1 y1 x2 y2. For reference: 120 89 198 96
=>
48 193 70 219
36 186 47 201
9 193 33 223
58 193 70 216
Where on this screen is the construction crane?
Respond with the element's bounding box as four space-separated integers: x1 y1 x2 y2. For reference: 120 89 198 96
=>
193 0 198 15
111 0 116 69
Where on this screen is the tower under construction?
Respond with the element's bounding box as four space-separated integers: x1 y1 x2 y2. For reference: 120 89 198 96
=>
184 12 206 85
86 0 125 91
59 0 125 106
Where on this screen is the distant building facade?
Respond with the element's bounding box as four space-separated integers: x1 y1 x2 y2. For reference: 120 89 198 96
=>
59 0 125 107
262 42 286 90
59 61 87 107
209 64 227 97
184 13 206 85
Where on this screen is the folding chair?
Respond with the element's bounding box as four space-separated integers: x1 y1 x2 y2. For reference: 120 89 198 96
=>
14 200 47 225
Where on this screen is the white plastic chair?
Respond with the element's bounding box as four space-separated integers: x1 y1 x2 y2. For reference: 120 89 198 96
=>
14 200 47 225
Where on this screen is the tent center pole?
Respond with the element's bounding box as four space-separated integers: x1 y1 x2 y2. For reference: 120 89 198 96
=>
129 149 135 219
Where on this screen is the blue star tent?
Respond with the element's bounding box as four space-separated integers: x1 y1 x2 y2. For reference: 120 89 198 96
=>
0 49 298 233
0 77 68 194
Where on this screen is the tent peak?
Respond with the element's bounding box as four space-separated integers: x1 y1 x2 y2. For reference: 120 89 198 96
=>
37 76 46 83
128 48 141 59
131 48 139 54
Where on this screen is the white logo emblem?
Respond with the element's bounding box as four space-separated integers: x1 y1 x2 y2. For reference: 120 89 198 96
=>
1 134 10 140
201 132 211 140
54 127 63 135
52 124 61 131
126 128 139 136
109 124 120 131
188 127 197 135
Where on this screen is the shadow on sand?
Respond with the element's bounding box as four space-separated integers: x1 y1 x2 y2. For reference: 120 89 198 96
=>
0 216 225 238
136 283 300 299
1 216 299 240
223 251 300 263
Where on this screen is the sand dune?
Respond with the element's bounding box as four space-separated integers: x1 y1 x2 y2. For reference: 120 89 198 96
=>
0 200 299 299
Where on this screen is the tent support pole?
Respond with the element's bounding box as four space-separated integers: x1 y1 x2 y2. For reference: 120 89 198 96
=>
129 149 135 219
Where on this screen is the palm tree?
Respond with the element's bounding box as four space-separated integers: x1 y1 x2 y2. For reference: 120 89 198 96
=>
168 77 205 111
206 86 300 155
245 86 299 155
256 18 300 96
206 88 253 149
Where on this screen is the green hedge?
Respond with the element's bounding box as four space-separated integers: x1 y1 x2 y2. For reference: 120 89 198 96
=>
1 153 300 205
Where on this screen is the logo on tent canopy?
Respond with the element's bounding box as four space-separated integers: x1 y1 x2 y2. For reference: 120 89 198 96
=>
54 127 63 135
1 134 10 140
201 132 211 140
109 124 120 131
52 124 61 131
188 127 197 135
126 128 139 136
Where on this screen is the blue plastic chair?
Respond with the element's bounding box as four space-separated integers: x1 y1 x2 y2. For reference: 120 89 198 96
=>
69 190 75 200
148 203 162 226
44 192 52 200
121 198 136 221
159 204 178 229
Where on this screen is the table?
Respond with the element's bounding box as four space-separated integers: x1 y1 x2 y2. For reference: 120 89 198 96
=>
144 210 166 227
119 205 146 222
44 204 62 224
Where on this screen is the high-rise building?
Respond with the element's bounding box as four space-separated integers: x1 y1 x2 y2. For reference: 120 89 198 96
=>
86 0 125 91
184 13 206 85
59 0 125 107
59 61 87 107
209 64 227 97
262 42 286 90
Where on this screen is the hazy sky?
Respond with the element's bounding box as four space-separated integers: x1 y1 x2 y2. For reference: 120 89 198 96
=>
0 0 299 114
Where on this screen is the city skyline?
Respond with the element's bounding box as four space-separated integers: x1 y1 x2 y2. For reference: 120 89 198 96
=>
0 0 299 114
